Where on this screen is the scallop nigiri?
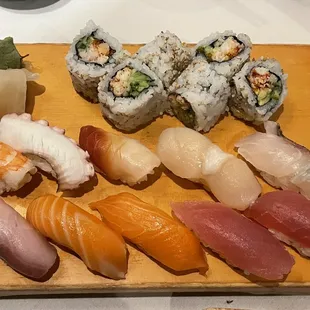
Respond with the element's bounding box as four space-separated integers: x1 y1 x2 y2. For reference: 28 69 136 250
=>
79 125 161 186
89 192 208 274
235 121 310 198
172 200 295 280
0 142 37 194
245 190 310 257
0 198 57 279
157 127 261 210
26 195 128 279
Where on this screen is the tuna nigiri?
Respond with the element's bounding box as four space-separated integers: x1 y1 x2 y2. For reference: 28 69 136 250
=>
0 142 37 194
0 198 57 279
171 201 295 280
245 190 310 257
157 127 261 210
26 195 128 279
79 125 161 186
89 192 208 274
235 121 310 198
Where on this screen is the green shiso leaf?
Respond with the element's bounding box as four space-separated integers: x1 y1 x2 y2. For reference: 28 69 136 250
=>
0 37 25 70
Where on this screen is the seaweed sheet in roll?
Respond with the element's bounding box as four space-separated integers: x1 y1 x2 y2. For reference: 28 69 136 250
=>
229 58 288 123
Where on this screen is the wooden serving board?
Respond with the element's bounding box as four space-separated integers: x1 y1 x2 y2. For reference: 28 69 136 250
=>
1 44 310 296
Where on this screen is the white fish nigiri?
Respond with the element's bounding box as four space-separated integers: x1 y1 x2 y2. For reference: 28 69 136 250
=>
157 127 261 210
235 121 310 198
79 125 161 186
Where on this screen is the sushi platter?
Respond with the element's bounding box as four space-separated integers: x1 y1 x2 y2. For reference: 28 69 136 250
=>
1 22 310 296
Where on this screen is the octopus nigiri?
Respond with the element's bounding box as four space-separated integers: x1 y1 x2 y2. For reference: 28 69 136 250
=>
171 200 295 280
79 125 160 186
89 192 208 274
235 121 310 199
0 113 94 191
0 142 37 194
245 190 310 257
157 127 261 210
26 195 128 279
0 198 57 279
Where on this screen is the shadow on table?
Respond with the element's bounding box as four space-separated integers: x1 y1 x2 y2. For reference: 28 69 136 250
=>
0 0 70 11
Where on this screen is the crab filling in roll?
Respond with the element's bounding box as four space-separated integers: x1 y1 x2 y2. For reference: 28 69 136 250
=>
168 94 196 129
109 67 153 98
197 36 244 62
76 33 115 66
247 67 282 107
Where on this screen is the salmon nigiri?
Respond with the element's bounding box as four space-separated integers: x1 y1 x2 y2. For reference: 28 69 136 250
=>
26 195 128 279
89 192 208 274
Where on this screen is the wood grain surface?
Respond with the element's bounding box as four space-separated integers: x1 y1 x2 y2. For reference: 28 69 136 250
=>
1 44 310 296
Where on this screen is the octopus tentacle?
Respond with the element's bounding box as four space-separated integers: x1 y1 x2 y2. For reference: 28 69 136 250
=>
0 113 94 191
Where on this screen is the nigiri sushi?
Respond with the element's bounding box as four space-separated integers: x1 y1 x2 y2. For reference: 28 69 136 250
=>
157 127 261 210
235 121 310 199
0 198 57 279
79 125 161 186
26 195 128 279
171 200 295 280
0 113 94 191
0 142 37 194
245 190 310 257
89 192 208 274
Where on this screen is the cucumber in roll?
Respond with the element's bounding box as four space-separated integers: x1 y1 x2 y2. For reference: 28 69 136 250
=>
98 58 167 132
168 58 231 132
66 20 129 103
229 58 288 123
194 31 252 80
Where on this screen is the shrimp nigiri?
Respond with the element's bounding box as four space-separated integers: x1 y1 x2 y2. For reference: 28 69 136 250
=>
26 195 128 279
79 125 161 186
0 142 37 194
90 192 208 274
157 127 261 210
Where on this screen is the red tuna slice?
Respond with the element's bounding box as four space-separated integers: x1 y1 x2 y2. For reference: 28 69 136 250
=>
245 190 310 257
171 201 295 280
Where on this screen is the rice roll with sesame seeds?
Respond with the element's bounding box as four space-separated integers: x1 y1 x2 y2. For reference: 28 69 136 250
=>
194 31 252 80
229 58 288 123
66 20 129 103
98 58 167 132
168 58 231 132
134 31 192 90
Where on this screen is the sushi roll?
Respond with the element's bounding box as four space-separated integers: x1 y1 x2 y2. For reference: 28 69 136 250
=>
229 58 288 123
134 31 192 90
98 58 167 132
194 30 252 80
65 20 129 103
168 58 231 132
